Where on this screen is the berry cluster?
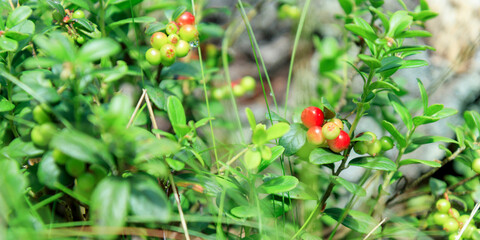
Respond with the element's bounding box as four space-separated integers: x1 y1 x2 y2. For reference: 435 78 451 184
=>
353 132 394 156
212 76 256 100
31 105 107 198
52 9 92 44
302 106 350 153
433 198 478 239
146 11 198 66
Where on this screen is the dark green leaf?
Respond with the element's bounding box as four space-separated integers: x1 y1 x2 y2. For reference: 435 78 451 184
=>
377 56 402 73
388 93 413 131
144 85 165 110
381 121 406 148
128 174 170 222
401 59 428 69
5 20 35 41
167 95 188 137
38 151 71 189
109 16 156 28
91 177 130 228
0 138 42 163
7 6 32 28
325 208 381 234
171 6 187 21
358 54 381 69
72 18 94 32
145 22 166 35
368 81 400 92
78 38 121 62
411 136 457 145
429 178 446 196
349 156 397 171
279 123 306 156
331 176 366 196
399 159 441 167
47 0 65 18
259 176 299 194
345 19 377 42
309 148 344 165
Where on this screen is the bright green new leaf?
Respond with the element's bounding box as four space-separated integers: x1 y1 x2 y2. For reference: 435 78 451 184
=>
399 159 441 167
259 176 299 194
0 97 14 112
245 107 256 131
0 36 18 52
78 38 121 62
7 6 32 28
244 149 261 170
266 122 290 141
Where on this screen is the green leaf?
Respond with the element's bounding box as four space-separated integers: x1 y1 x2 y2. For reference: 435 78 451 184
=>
245 107 256 131
252 124 268 145
265 111 288 123
128 174 170 222
51 129 115 169
258 146 284 172
368 80 400 92
194 117 214 128
431 107 457 119
166 157 184 171
401 59 428 69
381 120 406 147
5 20 35 41
345 18 378 42
231 205 256 218
410 10 438 21
387 45 435 55
429 178 446 196
396 30 432 38
266 122 290 141
377 56 402 73
0 96 14 112
351 133 374 142
78 38 121 62
325 208 381 234
109 16 156 28
413 116 439 126
47 0 65 18
65 0 92 11
259 176 299 194
279 123 307 156
0 36 18 52
171 6 187 21
387 11 412 37
358 54 381 69
338 0 354 14
34 32 75 62
399 159 441 167
7 6 32 28
38 151 72 189
145 22 166 35
388 93 413 131
455 127 466 149
331 176 366 197
349 156 397 171
276 181 318 200
72 18 94 32
369 7 389 33
167 95 188 137
411 136 458 145
309 148 344 165
464 111 480 131
417 79 428 113
244 149 261 170
425 104 443 116
91 177 130 228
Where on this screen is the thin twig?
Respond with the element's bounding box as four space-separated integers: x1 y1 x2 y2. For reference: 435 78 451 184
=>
456 202 480 240
144 91 160 138
363 217 388 240
127 89 147 128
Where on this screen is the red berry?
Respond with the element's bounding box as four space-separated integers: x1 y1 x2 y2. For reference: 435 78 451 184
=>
327 130 350 153
176 11 195 27
322 122 341 140
63 16 70 23
179 25 198 42
307 126 326 146
301 106 324 128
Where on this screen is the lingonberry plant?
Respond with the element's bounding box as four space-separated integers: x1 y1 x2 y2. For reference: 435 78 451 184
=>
1 0 480 239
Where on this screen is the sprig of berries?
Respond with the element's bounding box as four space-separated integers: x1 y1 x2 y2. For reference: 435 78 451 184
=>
146 11 199 66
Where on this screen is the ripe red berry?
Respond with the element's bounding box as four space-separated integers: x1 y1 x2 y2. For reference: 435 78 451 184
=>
301 106 324 128
327 130 350 153
176 11 195 27
63 16 70 23
322 122 341 140
307 126 326 146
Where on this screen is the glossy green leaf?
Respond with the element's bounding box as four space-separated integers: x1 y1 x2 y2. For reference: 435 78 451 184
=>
128 174 170 222
338 0 354 14
0 36 18 52
167 95 188 137
396 30 432 38
413 116 439 126
387 11 412 37
351 133 374 142
377 56 402 73
387 45 435 55
401 59 428 69
78 38 121 62
358 54 381 69
331 176 366 196
429 178 446 196
368 80 400 92
5 20 35 41
72 18 94 32
349 156 397 171
309 148 344 165
47 0 65 18
266 122 290 141
399 159 441 167
464 111 480 131
258 146 284 172
7 6 32 28
431 107 457 119
259 176 299 194
417 79 428 113
38 151 71 189
325 208 381 234
245 107 256 131
279 123 307 156
109 16 156 28
425 104 443 116
410 10 438 21
411 136 457 145
91 177 130 228
0 97 14 112
369 7 389 32
171 6 187 21
455 127 466 149
388 93 413 131
381 120 406 147
145 22 166 35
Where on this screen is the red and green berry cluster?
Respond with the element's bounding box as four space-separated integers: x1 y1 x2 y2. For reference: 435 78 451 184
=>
212 76 257 100
353 132 394 156
432 198 478 239
146 11 198 66
52 9 91 44
302 106 350 153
